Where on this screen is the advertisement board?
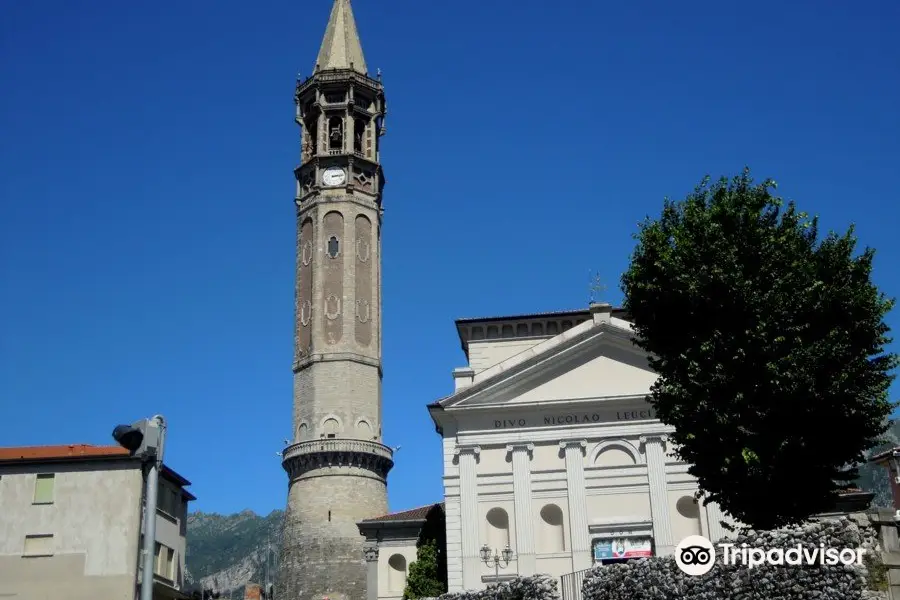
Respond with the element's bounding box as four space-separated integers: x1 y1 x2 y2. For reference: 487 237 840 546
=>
592 537 653 561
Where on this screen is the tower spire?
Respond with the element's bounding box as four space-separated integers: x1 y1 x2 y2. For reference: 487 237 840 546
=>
315 0 368 74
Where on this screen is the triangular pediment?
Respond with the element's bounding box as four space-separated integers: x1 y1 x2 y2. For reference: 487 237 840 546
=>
441 321 657 409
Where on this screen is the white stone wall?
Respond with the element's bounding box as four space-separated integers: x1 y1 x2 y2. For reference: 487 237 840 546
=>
435 316 736 592
467 338 548 373
378 539 418 600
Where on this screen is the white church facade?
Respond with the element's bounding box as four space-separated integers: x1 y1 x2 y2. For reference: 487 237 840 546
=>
428 303 734 591
359 303 734 599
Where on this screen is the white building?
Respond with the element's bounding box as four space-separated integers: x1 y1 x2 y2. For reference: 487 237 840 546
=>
0 443 195 600
358 503 446 600
427 303 734 592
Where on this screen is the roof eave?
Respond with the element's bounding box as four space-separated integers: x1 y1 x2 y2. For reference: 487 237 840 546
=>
359 517 427 527
0 453 138 468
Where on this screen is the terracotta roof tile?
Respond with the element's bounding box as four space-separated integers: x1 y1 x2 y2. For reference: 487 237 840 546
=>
0 444 130 462
361 503 443 523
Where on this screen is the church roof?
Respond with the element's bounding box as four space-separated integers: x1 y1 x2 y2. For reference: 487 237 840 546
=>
360 503 443 524
453 305 630 360
455 308 591 324
315 0 368 74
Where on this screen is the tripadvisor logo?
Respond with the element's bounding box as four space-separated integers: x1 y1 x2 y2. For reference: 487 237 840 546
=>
674 535 866 576
675 536 717 575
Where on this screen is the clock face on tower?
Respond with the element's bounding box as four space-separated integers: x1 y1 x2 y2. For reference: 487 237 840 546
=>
322 167 346 187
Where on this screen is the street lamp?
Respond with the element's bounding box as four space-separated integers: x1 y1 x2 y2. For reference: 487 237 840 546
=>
112 415 166 600
480 544 514 586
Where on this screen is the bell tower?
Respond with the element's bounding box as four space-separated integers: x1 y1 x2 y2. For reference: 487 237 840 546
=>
278 1 393 599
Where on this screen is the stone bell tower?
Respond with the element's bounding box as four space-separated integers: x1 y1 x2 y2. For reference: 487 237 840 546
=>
277 1 393 599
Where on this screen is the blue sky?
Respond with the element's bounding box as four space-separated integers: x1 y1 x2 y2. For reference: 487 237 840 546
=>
1 0 898 516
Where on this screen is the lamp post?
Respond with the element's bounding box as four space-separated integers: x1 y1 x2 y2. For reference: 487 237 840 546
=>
480 544 514 586
112 415 166 600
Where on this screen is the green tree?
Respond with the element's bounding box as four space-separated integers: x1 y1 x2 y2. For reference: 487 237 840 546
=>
620 169 897 530
402 538 446 600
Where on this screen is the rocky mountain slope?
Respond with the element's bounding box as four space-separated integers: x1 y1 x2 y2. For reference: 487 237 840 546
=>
185 509 283 595
185 422 900 594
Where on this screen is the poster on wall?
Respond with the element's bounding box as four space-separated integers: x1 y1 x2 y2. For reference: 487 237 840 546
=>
593 537 653 561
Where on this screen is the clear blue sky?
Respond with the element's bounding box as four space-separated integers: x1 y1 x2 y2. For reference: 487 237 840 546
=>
2 0 899 516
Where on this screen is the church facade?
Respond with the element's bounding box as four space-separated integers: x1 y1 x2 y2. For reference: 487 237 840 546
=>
429 304 726 591
358 304 735 599
428 303 734 592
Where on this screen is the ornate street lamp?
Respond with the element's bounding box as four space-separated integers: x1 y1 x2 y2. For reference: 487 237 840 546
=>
480 544 514 586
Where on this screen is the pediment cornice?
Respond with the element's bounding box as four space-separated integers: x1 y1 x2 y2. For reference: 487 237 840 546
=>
438 322 646 410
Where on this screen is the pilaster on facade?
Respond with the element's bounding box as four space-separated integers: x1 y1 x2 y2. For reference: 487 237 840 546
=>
705 500 728 542
455 445 481 590
363 543 379 600
639 434 674 556
506 443 536 575
559 440 591 571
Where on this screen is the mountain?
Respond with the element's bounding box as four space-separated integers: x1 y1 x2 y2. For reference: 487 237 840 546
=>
185 509 284 595
184 422 899 594
854 419 900 508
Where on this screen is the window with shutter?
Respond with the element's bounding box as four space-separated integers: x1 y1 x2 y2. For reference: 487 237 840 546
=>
23 534 53 556
33 474 54 504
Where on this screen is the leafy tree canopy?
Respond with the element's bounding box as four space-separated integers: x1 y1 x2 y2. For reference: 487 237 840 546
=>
402 538 446 600
620 169 897 530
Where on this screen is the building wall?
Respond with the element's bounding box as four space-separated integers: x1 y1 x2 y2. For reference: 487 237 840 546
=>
377 539 418 600
467 338 548 373
0 460 143 599
150 477 190 588
438 317 735 593
442 422 733 592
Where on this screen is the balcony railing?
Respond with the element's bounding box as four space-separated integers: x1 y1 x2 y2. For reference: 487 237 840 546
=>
560 568 590 600
296 70 383 97
281 438 394 462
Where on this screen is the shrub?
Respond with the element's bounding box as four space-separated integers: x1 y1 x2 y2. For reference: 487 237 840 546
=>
581 517 885 600
419 574 559 600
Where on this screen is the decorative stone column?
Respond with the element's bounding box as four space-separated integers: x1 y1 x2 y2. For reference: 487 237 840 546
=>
455 446 481 590
705 500 728 542
363 543 379 600
640 435 674 556
560 440 591 571
507 444 536 576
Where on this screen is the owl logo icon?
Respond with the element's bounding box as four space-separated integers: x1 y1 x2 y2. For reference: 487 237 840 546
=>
675 535 716 576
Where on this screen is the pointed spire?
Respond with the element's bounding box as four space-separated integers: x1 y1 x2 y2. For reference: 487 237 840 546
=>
314 0 368 74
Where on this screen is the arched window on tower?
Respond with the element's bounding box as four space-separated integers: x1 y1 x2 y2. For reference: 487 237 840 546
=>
354 118 367 156
323 418 340 438
328 117 344 152
304 117 318 161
